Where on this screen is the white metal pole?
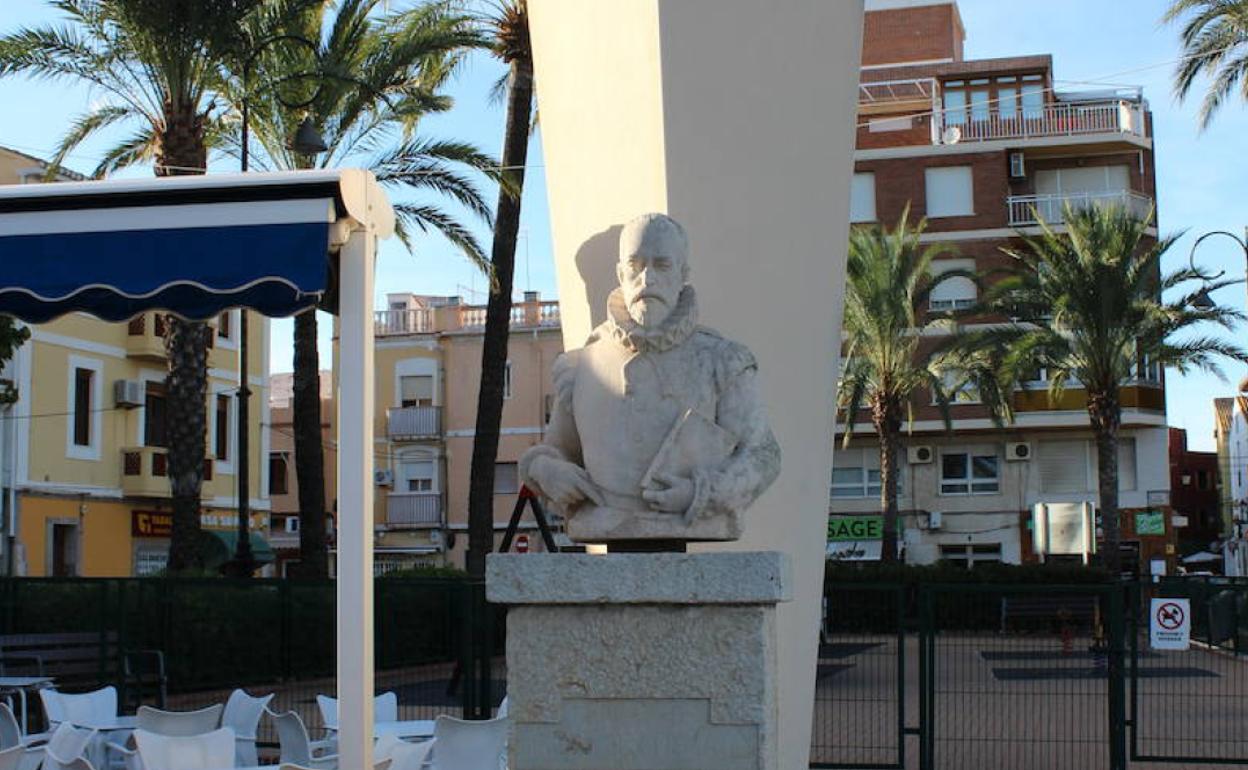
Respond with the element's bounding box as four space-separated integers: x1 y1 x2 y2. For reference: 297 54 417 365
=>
337 226 376 770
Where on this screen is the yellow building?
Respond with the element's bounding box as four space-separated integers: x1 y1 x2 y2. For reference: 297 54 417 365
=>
322 291 563 572
0 147 272 576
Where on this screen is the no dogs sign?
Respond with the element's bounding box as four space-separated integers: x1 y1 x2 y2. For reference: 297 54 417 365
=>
1149 598 1191 651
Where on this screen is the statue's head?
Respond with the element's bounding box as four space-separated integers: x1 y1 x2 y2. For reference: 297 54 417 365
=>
616 213 690 328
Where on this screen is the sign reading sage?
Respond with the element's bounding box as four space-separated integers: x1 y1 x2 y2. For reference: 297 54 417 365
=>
827 515 884 542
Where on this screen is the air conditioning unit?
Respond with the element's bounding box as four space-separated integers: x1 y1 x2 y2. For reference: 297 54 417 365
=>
429 530 443 547
374 469 394 487
1006 441 1033 461
908 445 934 464
1009 151 1026 178
114 379 144 409
928 510 943 530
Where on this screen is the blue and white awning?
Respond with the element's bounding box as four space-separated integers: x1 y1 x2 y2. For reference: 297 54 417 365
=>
0 170 394 322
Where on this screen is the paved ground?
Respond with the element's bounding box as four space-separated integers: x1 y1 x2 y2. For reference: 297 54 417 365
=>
811 632 1248 770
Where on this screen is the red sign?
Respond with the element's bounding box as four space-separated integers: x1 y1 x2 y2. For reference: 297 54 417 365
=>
1156 601 1185 631
515 534 530 554
132 510 173 538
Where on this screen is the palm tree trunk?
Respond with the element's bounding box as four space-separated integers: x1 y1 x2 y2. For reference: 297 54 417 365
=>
1089 389 1123 576
465 50 533 578
872 394 903 564
160 98 209 573
293 308 329 577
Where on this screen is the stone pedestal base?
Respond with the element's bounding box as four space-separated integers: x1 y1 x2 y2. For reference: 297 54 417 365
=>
486 552 791 770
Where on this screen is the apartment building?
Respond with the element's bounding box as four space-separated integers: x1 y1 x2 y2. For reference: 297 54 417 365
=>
1168 427 1220 553
328 291 563 573
1214 394 1248 575
832 1 1172 572
0 146 272 576
267 370 334 575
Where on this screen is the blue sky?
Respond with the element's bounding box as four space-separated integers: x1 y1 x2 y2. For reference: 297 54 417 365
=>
0 0 1246 450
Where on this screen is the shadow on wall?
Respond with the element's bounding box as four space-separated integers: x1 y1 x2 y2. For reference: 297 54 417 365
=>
573 224 623 333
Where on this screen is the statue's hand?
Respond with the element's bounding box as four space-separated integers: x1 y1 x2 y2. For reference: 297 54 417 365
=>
642 472 695 514
530 455 605 508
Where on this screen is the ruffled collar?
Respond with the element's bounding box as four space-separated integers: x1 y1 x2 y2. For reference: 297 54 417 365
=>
606 285 698 353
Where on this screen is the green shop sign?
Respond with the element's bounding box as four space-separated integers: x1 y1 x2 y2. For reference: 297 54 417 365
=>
827 516 884 542
1135 510 1165 536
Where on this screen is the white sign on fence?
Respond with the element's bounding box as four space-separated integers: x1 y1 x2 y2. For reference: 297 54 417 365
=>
1149 598 1191 651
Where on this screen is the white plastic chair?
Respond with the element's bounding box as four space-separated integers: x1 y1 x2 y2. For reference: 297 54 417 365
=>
133 728 233 770
279 761 392 770
43 723 98 770
0 703 43 751
40 687 117 728
316 691 399 732
269 709 336 770
222 690 272 767
0 741 44 770
496 696 509 719
375 734 435 770
136 705 223 737
430 715 507 770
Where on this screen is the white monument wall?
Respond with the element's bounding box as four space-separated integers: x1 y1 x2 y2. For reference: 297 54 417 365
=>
527 1 865 766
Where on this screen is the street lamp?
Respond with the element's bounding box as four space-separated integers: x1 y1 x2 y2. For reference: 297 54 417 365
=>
225 36 327 578
1187 228 1248 310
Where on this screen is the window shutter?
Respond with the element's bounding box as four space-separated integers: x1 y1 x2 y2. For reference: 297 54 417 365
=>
924 167 974 217
850 173 876 223
400 375 434 404
1039 440 1089 493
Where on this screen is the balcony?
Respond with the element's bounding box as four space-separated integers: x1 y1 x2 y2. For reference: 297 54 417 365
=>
1007 191 1154 227
386 406 442 441
858 77 938 116
125 313 170 360
384 492 441 528
938 99 1145 144
121 446 214 498
373 300 562 337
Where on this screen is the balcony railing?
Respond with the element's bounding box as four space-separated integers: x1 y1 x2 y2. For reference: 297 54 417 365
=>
938 100 1145 143
373 300 561 337
125 313 170 360
1007 190 1154 227
386 406 442 440
385 492 441 528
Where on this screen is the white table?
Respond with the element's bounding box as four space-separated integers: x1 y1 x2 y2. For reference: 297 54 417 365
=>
0 676 52 733
70 715 139 732
374 719 435 740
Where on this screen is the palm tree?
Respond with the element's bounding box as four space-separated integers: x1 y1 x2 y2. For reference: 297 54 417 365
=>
225 0 495 577
465 0 531 578
955 204 1248 574
1164 0 1248 128
0 0 314 572
838 212 984 563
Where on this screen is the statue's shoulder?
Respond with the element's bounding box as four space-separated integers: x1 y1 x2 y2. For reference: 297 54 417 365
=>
550 324 610 403
692 326 758 389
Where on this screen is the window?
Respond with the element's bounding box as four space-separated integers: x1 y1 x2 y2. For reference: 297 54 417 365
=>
285 517 300 534
494 462 519 495
217 311 232 341
399 375 434 408
1135 349 1161 383
940 543 1002 570
970 89 991 122
830 448 901 499
504 362 513 400
941 451 999 494
936 370 980 404
929 258 977 311
998 87 1018 120
850 173 876 223
943 85 967 126
144 381 168 448
925 167 974 218
215 394 231 462
269 453 289 496
1039 440 1091 493
134 548 168 577
1035 165 1131 197
72 368 92 447
1116 438 1137 492
401 458 436 493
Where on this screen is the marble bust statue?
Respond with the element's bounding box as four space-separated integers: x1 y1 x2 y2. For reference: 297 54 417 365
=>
519 213 780 546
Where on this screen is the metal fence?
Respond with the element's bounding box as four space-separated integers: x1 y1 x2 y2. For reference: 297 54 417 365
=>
812 579 1248 770
0 577 501 749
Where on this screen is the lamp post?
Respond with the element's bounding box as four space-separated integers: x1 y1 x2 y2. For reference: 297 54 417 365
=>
1188 228 1248 569
224 37 327 578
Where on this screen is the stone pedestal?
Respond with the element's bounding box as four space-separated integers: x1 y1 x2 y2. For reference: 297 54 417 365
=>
487 552 791 770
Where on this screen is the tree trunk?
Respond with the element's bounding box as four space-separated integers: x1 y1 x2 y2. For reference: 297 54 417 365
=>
1089 389 1123 577
465 50 534 578
160 97 209 573
292 308 329 578
872 393 903 564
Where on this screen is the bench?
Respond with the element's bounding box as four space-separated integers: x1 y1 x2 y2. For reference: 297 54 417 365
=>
999 595 1101 635
0 632 166 708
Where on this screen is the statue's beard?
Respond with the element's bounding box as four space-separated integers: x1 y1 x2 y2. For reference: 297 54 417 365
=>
628 296 671 327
